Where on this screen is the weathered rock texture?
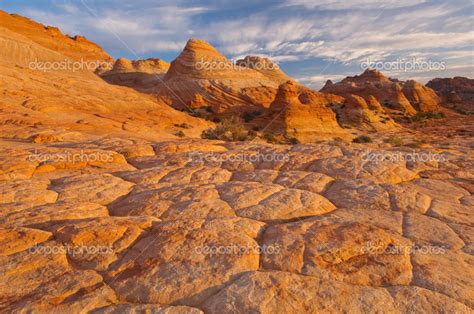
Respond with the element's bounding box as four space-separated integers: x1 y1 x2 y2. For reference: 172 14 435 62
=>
1 135 473 312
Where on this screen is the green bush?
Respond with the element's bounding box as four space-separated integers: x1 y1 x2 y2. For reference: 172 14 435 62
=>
410 112 446 122
201 116 251 141
384 136 404 146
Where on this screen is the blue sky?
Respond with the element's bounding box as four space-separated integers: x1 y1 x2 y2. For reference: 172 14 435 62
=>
1 0 473 88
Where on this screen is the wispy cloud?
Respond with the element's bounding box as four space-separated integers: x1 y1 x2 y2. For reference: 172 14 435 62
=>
4 0 472 87
25 0 210 54
283 0 427 10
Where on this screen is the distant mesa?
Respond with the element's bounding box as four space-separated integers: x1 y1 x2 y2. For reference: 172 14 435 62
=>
427 77 474 103
447 91 463 104
426 76 474 114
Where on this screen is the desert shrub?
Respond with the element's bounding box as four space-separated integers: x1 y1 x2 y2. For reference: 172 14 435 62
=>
383 101 397 109
174 130 185 138
410 112 446 122
384 136 404 146
242 111 263 122
352 135 372 143
263 133 279 144
453 107 474 115
454 108 466 115
287 137 300 145
200 105 214 113
174 123 192 129
406 141 423 148
190 111 203 118
247 130 258 140
201 116 251 141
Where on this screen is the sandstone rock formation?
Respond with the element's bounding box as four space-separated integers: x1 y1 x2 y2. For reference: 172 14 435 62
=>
331 94 398 131
266 81 349 141
100 58 170 91
402 80 442 112
0 17 211 142
155 38 282 114
235 56 290 83
321 69 441 115
427 77 473 115
427 76 474 102
0 10 112 62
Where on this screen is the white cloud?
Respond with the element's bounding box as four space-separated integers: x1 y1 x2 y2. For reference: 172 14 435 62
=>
12 0 473 82
26 1 211 55
297 74 347 87
283 0 427 10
